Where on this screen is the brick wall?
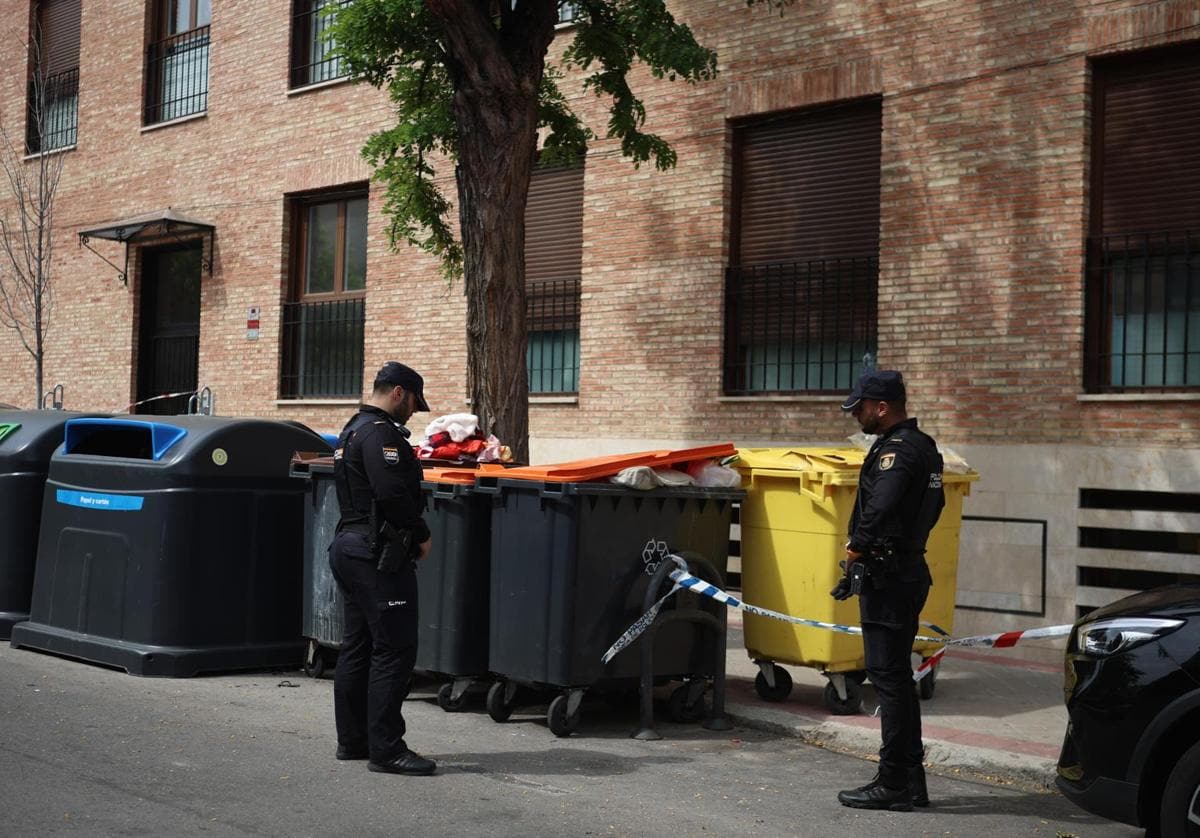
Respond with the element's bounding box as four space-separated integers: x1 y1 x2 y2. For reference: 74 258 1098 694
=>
0 0 1196 447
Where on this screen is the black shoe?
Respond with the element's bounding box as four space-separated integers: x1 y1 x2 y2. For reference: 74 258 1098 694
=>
335 745 368 760
909 765 930 808
837 781 913 812
367 749 437 776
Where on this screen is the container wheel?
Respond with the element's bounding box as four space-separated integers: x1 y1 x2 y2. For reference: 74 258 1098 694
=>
302 641 328 679
847 670 868 686
753 665 793 703
486 681 514 723
668 683 708 723
918 658 939 700
437 682 467 712
302 654 325 679
823 679 863 715
547 694 580 737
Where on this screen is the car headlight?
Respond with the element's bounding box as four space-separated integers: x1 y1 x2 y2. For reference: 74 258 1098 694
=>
1076 617 1184 657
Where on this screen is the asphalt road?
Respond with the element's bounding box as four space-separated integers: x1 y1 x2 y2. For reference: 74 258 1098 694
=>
0 645 1138 838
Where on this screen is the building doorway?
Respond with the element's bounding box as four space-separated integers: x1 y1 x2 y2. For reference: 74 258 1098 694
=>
136 245 201 415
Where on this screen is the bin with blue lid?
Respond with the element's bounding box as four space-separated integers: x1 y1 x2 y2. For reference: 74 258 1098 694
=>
10 415 331 676
0 410 105 639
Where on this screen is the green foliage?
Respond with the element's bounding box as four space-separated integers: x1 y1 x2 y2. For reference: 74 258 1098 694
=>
329 0 717 276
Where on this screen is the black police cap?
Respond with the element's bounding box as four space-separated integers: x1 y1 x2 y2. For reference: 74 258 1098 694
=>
841 370 906 411
374 362 430 412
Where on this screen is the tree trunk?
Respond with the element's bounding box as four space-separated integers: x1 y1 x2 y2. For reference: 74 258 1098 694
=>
456 100 538 463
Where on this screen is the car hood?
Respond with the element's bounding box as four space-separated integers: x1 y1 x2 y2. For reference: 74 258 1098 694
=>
1083 584 1200 622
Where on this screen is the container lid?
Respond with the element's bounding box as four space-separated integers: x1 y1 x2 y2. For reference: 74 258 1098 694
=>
493 443 737 483
422 467 479 485
734 446 978 486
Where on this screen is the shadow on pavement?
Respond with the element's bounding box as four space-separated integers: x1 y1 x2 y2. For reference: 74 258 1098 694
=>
431 747 689 778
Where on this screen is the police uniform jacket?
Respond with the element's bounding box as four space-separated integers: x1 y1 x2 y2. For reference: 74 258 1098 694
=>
848 417 945 585
333 404 430 544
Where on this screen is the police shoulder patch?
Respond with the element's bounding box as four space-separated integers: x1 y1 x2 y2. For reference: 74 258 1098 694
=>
381 446 400 465
333 447 344 461
879 452 896 471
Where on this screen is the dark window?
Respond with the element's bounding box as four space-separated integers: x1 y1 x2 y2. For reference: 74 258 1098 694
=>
1085 48 1200 392
557 2 579 24
724 99 881 394
27 0 81 153
281 190 368 399
291 0 349 88
145 0 211 124
525 163 583 395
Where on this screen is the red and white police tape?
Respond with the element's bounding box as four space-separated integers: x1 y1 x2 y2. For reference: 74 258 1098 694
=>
601 555 1074 682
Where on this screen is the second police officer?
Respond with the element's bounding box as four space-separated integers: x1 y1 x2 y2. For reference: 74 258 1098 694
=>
329 362 436 776
832 370 945 811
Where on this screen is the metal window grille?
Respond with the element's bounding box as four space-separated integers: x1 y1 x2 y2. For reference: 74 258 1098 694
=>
26 67 78 153
1085 230 1200 392
281 298 366 398
723 258 878 394
145 25 210 124
526 278 580 394
557 1 579 23
291 0 350 88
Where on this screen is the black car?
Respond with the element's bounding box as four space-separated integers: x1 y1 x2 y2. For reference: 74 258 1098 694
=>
1058 584 1200 836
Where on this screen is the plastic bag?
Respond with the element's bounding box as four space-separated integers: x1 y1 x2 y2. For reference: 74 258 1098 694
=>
691 463 742 488
652 468 695 487
611 466 660 490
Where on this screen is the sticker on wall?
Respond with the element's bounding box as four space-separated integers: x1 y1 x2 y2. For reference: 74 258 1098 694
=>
246 306 261 341
212 448 228 466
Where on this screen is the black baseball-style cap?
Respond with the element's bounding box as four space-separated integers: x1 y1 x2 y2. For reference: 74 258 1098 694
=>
841 370 906 411
374 361 430 412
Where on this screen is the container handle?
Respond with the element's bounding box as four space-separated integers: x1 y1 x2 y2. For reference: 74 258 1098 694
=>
798 472 832 506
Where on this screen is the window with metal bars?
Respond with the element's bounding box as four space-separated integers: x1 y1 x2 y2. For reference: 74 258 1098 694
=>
280 190 368 399
724 99 881 394
557 1 579 24
525 162 583 394
1086 47 1200 392
144 0 211 125
291 0 350 89
26 0 80 154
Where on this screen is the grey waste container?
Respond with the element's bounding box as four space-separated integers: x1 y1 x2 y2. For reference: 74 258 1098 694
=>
10 415 330 676
292 460 492 710
478 476 742 736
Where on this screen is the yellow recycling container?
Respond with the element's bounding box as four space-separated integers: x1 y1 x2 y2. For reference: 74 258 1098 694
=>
733 447 978 714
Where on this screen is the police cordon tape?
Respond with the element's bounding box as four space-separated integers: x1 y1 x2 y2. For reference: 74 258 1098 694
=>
113 389 199 413
601 554 1074 682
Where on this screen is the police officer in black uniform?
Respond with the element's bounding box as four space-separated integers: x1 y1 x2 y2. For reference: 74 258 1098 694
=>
832 370 945 811
329 362 435 776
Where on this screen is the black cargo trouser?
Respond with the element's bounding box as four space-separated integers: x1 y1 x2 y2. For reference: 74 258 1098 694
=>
860 579 930 789
328 531 419 762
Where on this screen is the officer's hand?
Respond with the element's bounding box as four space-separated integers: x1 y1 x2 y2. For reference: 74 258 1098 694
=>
845 547 863 562
417 538 432 561
830 576 854 601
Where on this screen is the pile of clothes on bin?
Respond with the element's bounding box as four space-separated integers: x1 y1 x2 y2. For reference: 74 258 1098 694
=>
415 413 513 464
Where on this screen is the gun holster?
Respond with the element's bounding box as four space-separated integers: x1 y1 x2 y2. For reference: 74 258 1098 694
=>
373 522 413 573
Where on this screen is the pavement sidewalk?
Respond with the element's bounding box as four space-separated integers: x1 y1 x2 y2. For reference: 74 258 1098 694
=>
720 612 1067 789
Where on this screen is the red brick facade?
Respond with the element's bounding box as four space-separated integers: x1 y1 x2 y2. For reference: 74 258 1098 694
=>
0 0 1197 447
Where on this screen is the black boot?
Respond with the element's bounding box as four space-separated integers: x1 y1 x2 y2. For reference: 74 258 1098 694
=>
837 780 913 812
909 765 929 807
